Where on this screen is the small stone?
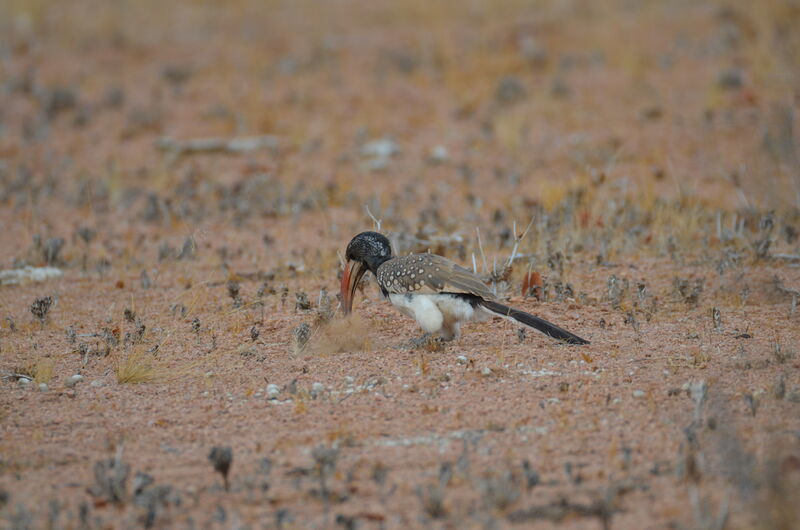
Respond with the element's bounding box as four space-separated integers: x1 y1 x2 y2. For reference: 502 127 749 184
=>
90 380 103 388
311 382 324 398
360 138 400 171
361 138 399 159
717 68 743 89
343 376 355 385
18 377 31 387
427 145 449 164
266 384 281 398
456 355 468 365
481 367 493 376
65 374 84 388
633 390 645 398
0 266 63 286
38 383 49 392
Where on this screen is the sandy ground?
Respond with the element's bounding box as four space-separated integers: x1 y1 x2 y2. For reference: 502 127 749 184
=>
1 1 799 528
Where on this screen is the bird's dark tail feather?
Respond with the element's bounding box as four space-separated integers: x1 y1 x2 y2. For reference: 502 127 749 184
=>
480 300 589 345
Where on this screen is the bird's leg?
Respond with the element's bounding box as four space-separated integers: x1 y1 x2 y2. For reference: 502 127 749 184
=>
400 333 446 351
438 321 460 342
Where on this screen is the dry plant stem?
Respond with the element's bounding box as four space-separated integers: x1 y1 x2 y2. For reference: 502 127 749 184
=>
365 204 382 232
506 218 535 268
157 135 279 158
475 227 488 275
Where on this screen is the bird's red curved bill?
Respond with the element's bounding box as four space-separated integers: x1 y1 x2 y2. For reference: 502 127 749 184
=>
340 260 366 314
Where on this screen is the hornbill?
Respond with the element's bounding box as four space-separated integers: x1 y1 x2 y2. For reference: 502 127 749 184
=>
340 231 589 345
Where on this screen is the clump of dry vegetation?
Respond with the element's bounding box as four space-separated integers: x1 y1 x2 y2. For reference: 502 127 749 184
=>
208 446 233 491
30 296 53 328
114 349 160 385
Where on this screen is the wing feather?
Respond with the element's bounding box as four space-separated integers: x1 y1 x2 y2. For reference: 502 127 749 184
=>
376 254 496 301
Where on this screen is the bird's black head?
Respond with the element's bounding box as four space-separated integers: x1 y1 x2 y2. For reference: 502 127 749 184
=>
341 231 393 314
345 231 393 272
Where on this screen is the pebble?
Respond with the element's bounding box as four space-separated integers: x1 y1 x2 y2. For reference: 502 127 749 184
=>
633 390 645 398
0 266 63 286
361 138 399 158
38 383 49 392
717 68 743 89
65 374 84 388
266 384 281 398
343 375 355 385
427 145 449 164
481 367 493 376
456 355 468 365
90 380 104 388
361 138 400 171
18 377 31 387
311 382 325 397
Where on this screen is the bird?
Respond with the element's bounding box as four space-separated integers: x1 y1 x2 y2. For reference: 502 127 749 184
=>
340 231 589 345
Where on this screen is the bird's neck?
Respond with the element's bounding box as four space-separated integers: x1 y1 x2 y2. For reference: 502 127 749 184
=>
365 254 393 274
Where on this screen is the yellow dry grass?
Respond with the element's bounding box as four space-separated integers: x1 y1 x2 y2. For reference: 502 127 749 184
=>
30 357 55 385
114 348 161 384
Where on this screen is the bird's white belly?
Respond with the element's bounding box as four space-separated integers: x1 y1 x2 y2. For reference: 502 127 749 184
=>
388 293 486 337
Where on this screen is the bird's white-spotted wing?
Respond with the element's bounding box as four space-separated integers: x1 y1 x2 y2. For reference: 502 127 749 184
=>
376 254 496 301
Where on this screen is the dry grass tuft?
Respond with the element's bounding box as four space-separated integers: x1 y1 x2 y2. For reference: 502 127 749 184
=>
114 349 161 384
30 357 55 385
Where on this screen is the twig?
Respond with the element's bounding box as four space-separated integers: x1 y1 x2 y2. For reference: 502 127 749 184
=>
772 254 800 262
773 275 800 296
1 372 33 382
724 164 751 209
507 218 535 268
365 205 382 232
157 135 279 155
398 233 464 248
476 228 488 274
157 135 279 167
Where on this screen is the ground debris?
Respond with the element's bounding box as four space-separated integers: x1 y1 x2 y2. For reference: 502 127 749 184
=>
0 266 63 286
157 135 279 164
88 454 130 505
30 296 53 326
209 446 233 491
507 496 617 528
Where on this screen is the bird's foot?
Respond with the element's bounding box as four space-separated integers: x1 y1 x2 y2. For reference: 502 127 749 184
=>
400 333 446 352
